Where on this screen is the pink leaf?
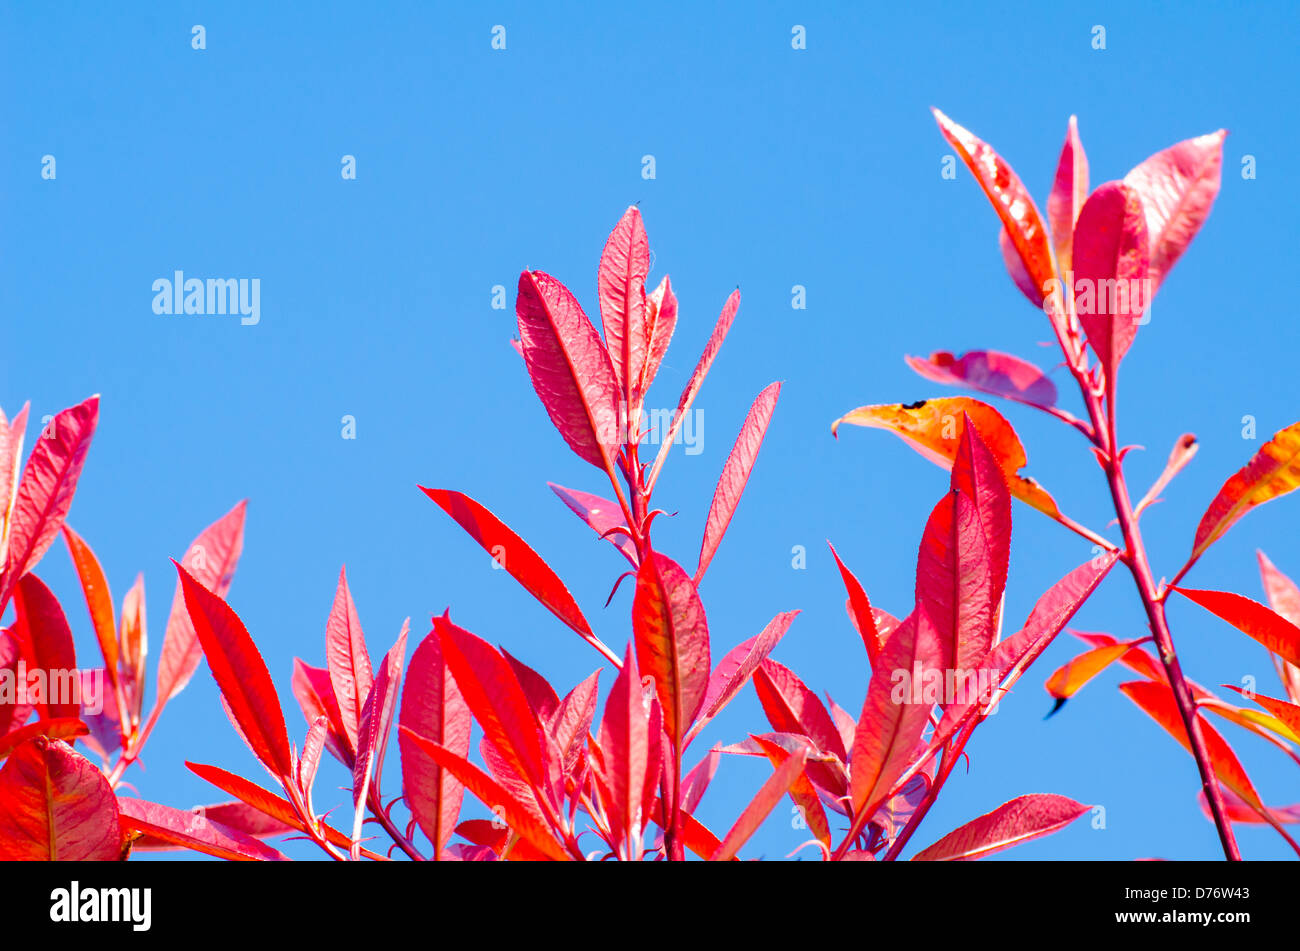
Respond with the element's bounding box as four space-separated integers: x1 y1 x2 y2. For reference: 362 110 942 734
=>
0 737 120 860
640 275 678 396
597 643 652 857
851 609 944 816
1072 181 1151 388
598 206 651 406
1047 115 1090 273
710 743 808 861
696 382 781 583
904 350 1057 409
548 482 638 565
516 269 621 470
155 500 248 704
118 797 288 861
325 566 373 757
2 396 98 604
399 629 472 857
11 574 79 720
1123 130 1226 291
685 610 800 748
648 290 740 489
912 793 1090 861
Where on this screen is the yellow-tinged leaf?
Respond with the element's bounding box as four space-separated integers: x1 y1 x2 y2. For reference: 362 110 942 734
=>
1044 642 1136 700
832 397 1060 516
1191 420 1300 563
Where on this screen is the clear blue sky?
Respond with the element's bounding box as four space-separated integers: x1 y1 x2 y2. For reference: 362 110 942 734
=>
2 1 1297 860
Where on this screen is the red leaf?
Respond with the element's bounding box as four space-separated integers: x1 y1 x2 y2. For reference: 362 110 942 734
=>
422 488 614 663
1072 181 1150 388
12 573 79 720
186 801 296 840
932 110 1055 304
1120 679 1261 808
851 609 944 816
1 396 99 603
325 566 373 757
931 553 1119 755
117 797 288 861
548 482 638 565
550 670 601 779
828 543 883 666
290 659 352 768
710 743 808 861
1047 115 1089 273
399 629 472 856
434 613 552 799
351 623 407 856
0 718 88 760
640 275 678 396
155 500 248 704
61 525 119 699
118 574 146 715
1123 130 1226 291
921 416 1011 673
0 404 30 562
598 206 651 405
397 727 569 861
1172 586 1300 670
0 737 119 860
1135 433 1199 515
1223 686 1300 739
904 350 1057 409
1198 785 1300 826
1257 551 1300 703
186 761 370 856
685 610 799 747
913 793 1090 861
648 290 740 489
998 227 1044 307
751 734 831 850
695 382 781 583
175 561 292 779
516 269 621 470
753 658 846 763
632 552 711 752
681 749 720 815
596 643 652 857
503 650 561 722
298 715 328 797
915 490 992 676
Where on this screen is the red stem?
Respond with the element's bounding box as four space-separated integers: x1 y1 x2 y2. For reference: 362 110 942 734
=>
1052 307 1240 860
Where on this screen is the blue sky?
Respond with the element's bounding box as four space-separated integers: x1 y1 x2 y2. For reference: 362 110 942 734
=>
2 1 1298 860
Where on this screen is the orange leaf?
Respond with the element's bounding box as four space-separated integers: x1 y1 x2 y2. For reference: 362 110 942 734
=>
1189 420 1300 564
1119 680 1261 809
832 397 1059 517
1044 640 1142 701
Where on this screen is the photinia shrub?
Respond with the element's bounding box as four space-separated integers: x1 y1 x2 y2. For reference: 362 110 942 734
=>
831 109 1300 861
0 111 1289 862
